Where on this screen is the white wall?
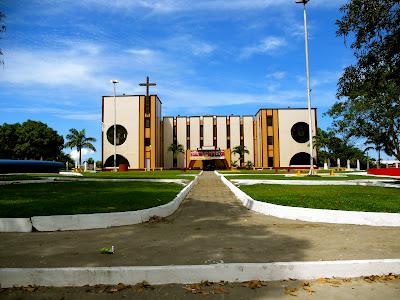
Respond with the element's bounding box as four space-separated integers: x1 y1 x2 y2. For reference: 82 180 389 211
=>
230 116 241 163
203 116 214 147
163 117 174 169
278 109 317 167
176 117 187 168
103 96 140 168
190 117 200 150
216 116 227 149
243 116 254 163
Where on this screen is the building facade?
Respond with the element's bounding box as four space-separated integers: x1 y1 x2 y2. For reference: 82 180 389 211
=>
102 94 317 170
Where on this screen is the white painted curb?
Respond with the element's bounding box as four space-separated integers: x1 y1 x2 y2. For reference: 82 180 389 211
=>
217 172 400 227
230 179 400 189
1 259 399 287
0 218 32 233
31 174 200 231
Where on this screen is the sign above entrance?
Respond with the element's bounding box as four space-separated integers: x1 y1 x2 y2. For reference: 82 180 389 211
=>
190 150 225 160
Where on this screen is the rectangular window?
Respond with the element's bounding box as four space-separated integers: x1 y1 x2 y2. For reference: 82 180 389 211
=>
227 124 230 137
267 136 273 145
200 125 203 138
187 139 190 149
268 157 274 167
213 125 217 140
187 125 190 137
227 139 230 148
145 96 151 114
145 138 151 146
200 139 203 148
267 116 273 126
145 118 151 128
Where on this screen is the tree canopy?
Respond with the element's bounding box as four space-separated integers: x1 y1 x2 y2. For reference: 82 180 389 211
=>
0 120 65 161
328 0 400 160
65 128 96 166
314 128 373 168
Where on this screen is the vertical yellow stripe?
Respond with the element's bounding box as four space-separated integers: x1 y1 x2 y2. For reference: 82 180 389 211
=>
261 110 268 168
139 96 145 169
151 95 156 169
273 110 280 167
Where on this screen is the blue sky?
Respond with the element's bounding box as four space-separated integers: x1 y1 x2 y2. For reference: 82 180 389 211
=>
0 0 385 161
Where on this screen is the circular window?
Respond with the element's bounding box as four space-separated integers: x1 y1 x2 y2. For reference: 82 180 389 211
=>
104 154 130 167
291 122 309 143
290 152 311 165
107 125 127 145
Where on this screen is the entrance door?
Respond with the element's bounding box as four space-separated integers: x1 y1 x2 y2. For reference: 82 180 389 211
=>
203 160 216 171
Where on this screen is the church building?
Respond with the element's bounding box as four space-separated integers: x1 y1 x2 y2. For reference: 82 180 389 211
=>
102 91 317 170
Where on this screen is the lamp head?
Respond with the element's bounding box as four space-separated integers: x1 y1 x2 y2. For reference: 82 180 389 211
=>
110 79 119 84
295 0 309 3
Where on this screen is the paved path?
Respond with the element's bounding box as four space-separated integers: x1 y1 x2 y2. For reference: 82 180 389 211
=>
0 171 399 267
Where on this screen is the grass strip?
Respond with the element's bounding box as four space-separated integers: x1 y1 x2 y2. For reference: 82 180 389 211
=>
239 184 400 213
0 181 182 218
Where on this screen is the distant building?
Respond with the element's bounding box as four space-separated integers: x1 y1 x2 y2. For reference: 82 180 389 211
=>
102 94 317 170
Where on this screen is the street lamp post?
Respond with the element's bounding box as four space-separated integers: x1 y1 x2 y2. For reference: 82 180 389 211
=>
111 79 119 172
296 0 315 175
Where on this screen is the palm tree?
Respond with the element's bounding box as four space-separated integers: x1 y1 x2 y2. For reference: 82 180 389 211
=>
232 145 249 167
65 129 96 167
168 143 184 168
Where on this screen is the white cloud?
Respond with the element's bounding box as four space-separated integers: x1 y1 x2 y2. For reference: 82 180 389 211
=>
0 106 101 121
76 0 343 14
69 148 95 162
267 71 286 80
162 34 216 56
160 85 305 111
240 37 287 59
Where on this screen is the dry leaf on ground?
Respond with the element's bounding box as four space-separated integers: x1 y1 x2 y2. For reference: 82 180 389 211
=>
241 280 265 289
284 287 299 296
147 215 166 224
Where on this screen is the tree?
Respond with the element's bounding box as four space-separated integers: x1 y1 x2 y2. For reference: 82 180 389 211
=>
328 1 400 160
313 128 373 168
0 120 64 160
65 129 96 167
168 143 184 168
232 145 249 167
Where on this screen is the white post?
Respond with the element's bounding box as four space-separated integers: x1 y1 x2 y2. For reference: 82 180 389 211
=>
66 161 68 171
337 158 341 169
347 160 351 171
111 80 119 172
395 162 399 168
301 0 314 175
113 84 117 172
84 161 87 172
356 159 360 171
323 161 328 170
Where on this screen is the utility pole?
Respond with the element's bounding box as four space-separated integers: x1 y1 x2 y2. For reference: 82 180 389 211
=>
296 0 315 175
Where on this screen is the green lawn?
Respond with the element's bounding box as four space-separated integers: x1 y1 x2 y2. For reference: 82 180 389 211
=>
220 169 363 174
0 175 42 181
225 174 394 180
83 170 199 179
239 184 400 213
0 181 183 217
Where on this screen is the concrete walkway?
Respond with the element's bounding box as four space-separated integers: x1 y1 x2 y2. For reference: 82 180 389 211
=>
0 171 399 268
